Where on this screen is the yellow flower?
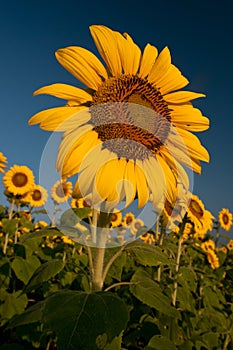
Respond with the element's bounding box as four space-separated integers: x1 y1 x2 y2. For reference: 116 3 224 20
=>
201 239 216 253
217 246 227 254
123 212 135 226
206 250 220 269
140 232 155 244
34 221 48 230
51 180 72 204
187 194 214 235
110 210 122 228
3 165 34 195
29 25 209 212
130 218 145 236
218 208 233 231
61 235 74 245
0 152 7 173
24 184 48 207
227 239 233 250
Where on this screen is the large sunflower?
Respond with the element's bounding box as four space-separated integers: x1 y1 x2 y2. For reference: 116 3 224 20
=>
0 152 7 173
3 165 34 195
29 25 209 211
218 208 232 231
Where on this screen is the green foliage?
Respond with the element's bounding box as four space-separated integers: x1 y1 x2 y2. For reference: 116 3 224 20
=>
1 204 233 350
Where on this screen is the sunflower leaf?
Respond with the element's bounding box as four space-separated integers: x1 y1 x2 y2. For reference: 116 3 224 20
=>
42 290 129 350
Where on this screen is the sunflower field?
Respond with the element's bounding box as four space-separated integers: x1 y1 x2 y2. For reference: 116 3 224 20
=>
1 25 233 350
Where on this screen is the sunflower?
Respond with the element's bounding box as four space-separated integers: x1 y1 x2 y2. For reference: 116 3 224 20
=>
123 212 135 226
51 180 72 204
227 239 233 250
3 165 34 196
34 221 48 230
0 152 7 173
110 209 122 227
206 250 219 270
218 208 233 231
130 218 145 236
140 232 155 245
29 25 209 211
186 194 214 236
71 195 93 209
24 184 48 207
201 239 216 253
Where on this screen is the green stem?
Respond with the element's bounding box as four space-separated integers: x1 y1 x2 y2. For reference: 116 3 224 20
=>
3 233 9 255
9 199 15 220
102 245 125 283
172 235 183 306
104 282 134 292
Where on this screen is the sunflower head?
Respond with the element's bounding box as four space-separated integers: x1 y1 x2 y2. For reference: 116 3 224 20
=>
24 184 48 207
110 210 122 228
218 208 233 231
51 180 72 204
3 165 35 196
29 25 210 218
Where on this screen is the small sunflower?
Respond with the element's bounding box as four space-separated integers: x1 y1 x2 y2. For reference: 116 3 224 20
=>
201 239 216 253
34 221 48 230
110 209 122 228
29 25 209 212
227 239 233 250
140 232 155 244
3 165 34 196
51 180 72 204
123 212 135 226
187 194 214 235
218 208 233 231
206 250 220 270
217 246 227 254
24 184 48 207
71 195 93 209
130 218 145 236
0 152 7 173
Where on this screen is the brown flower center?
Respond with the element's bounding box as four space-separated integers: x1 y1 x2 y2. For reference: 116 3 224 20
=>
111 213 118 222
189 199 204 219
56 183 68 198
222 213 229 225
83 198 92 208
32 189 42 201
126 215 133 225
12 173 28 187
91 75 171 161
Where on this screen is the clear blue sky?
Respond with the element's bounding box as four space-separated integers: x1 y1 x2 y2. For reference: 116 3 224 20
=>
0 0 232 235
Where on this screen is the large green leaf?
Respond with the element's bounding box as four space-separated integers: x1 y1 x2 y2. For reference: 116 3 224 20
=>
7 300 45 329
21 228 62 241
0 291 27 325
145 335 177 350
1 218 18 235
125 241 171 266
130 268 179 318
24 259 65 293
43 290 129 350
11 256 41 284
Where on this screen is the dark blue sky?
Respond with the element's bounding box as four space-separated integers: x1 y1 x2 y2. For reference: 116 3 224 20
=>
0 0 232 234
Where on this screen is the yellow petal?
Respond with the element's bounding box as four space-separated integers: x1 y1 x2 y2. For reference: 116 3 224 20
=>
139 44 158 78
124 160 137 208
33 83 93 103
57 124 93 172
148 46 171 85
116 32 141 75
55 46 107 90
175 128 210 162
164 91 205 104
156 64 189 95
171 105 210 131
61 131 101 178
156 155 177 204
134 162 149 208
90 25 122 76
141 157 165 205
28 106 86 131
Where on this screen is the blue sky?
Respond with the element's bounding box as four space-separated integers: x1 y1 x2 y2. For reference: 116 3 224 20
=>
0 0 232 235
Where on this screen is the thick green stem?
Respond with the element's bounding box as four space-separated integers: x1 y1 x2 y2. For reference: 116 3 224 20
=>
172 235 183 306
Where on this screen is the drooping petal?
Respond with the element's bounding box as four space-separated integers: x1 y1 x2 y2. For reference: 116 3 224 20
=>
156 64 189 95
156 155 177 204
124 160 137 208
134 162 149 208
171 105 210 131
90 25 122 76
139 44 158 78
55 46 107 90
33 83 93 103
164 91 205 104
